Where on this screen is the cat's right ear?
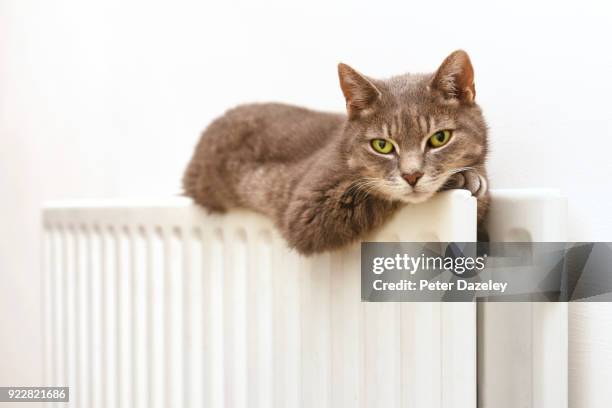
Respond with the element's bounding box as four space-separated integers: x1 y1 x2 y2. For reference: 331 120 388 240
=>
338 63 381 118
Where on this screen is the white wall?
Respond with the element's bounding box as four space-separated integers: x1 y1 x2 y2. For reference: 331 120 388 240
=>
1 0 611 390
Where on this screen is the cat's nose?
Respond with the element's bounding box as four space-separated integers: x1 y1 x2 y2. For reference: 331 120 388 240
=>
402 171 424 187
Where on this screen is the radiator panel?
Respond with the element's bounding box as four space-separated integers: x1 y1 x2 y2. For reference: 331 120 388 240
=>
480 189 568 408
43 190 478 408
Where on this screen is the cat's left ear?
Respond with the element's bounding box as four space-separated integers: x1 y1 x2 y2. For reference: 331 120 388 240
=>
338 63 382 118
431 50 476 103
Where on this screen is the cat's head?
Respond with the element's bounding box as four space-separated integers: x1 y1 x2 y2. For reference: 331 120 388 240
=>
338 50 488 204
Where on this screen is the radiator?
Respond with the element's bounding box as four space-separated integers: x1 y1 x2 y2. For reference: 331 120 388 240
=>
42 189 567 408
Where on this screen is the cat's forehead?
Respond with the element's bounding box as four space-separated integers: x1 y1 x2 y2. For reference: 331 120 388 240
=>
355 73 464 140
376 74 455 122
383 73 431 99
376 74 446 115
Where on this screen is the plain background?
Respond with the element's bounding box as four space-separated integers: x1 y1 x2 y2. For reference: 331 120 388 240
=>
1 0 611 403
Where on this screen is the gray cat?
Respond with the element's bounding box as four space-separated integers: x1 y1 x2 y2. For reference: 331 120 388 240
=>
183 50 489 254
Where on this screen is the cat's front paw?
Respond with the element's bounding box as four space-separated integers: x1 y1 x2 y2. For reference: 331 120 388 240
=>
444 169 488 197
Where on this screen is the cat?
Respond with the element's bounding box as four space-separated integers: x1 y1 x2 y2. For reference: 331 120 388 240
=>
183 50 489 255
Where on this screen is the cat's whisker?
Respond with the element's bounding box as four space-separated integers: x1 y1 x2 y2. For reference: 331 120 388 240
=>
344 178 383 203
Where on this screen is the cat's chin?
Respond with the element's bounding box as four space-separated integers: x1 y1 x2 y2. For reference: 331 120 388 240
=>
396 191 435 204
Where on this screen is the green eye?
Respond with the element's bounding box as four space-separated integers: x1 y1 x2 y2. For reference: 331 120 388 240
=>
371 139 394 154
428 130 452 148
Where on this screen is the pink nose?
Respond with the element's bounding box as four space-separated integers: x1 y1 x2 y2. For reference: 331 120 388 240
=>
402 171 424 187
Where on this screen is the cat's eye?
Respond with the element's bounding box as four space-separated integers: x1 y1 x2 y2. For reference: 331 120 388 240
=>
428 130 452 148
371 139 394 154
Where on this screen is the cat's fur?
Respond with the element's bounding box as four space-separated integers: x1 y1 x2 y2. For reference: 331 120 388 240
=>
183 50 489 254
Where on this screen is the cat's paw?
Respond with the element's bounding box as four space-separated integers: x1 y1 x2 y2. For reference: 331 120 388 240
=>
444 170 488 197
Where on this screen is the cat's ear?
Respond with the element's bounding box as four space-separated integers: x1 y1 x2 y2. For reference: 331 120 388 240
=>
338 63 382 118
431 50 476 103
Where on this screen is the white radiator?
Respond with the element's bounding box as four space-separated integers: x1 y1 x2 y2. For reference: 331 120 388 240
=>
42 189 567 408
